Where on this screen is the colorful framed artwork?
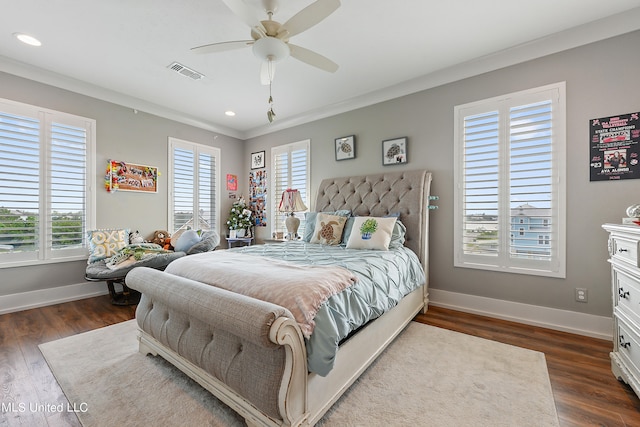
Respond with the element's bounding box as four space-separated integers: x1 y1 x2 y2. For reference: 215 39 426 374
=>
382 137 408 166
250 169 267 227
105 160 158 193
226 174 238 191
335 135 355 161
251 151 265 169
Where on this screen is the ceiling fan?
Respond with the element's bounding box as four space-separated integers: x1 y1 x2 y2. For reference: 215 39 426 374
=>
192 0 340 85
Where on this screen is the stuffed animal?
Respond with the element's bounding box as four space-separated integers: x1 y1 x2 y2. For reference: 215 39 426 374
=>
151 230 171 249
129 230 145 244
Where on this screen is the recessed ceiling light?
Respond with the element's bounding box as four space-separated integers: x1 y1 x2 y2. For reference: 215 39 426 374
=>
225 111 236 117
14 32 42 47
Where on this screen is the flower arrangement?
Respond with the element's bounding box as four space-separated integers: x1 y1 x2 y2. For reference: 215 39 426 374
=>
226 197 253 231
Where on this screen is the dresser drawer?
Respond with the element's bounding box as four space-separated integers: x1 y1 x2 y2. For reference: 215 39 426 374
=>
617 317 640 375
610 235 640 267
614 266 640 320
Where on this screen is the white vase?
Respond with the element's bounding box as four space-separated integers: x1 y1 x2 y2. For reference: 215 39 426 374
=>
229 229 237 238
236 228 245 238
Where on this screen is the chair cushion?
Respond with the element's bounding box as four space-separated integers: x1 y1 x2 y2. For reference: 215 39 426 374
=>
85 251 185 280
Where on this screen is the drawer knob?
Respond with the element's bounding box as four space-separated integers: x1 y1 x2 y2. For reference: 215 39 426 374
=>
618 248 629 253
619 288 630 299
620 335 632 349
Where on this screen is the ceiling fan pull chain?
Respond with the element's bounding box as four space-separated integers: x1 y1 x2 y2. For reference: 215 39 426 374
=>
267 79 276 123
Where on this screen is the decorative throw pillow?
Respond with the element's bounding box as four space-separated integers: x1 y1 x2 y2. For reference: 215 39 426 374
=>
309 213 347 245
87 228 130 263
342 214 405 247
346 217 397 250
303 210 350 242
174 229 201 253
186 231 220 255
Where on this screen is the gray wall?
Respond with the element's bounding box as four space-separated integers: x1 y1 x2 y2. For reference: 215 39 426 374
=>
245 30 640 318
2 30 638 317
0 72 244 296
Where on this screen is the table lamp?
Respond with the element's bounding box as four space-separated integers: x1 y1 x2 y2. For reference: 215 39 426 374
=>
278 189 307 239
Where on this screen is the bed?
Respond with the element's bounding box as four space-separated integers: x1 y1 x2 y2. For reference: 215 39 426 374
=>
126 169 433 426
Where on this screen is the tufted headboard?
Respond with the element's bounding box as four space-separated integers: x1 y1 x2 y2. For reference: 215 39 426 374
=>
315 170 433 266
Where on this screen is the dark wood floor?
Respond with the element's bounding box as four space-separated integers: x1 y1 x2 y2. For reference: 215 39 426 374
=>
1 295 639 426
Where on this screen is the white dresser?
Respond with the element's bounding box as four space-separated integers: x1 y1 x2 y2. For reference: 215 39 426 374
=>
603 223 640 398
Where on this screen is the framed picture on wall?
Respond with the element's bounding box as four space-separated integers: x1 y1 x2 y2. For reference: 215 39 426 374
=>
105 159 158 192
382 137 407 166
251 151 265 169
335 135 355 161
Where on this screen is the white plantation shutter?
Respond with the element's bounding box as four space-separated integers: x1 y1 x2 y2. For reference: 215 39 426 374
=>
0 99 95 267
171 146 195 231
271 140 310 236
454 83 566 278
49 121 88 252
168 138 219 235
198 151 216 231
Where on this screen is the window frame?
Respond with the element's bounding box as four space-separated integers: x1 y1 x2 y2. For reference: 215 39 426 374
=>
167 137 221 235
453 82 566 278
0 98 96 268
270 139 310 237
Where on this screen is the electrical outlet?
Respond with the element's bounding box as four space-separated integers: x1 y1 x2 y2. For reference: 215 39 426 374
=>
575 288 588 303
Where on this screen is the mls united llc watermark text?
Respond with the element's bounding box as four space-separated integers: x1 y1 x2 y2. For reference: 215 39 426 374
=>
2 401 88 414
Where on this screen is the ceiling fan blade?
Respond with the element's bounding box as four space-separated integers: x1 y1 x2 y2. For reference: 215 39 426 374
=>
191 40 253 54
260 61 276 85
289 44 338 73
222 0 266 34
278 0 340 39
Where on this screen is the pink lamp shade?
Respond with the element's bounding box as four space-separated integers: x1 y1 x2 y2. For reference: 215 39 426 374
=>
278 189 307 239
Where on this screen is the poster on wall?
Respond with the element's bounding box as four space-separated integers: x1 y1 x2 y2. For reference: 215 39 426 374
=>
590 112 640 181
249 169 267 227
105 160 158 192
226 174 238 191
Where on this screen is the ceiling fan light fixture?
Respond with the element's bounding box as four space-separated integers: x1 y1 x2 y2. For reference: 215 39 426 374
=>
252 37 290 62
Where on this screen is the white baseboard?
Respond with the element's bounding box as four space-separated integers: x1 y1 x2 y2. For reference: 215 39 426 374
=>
429 289 613 341
0 281 110 315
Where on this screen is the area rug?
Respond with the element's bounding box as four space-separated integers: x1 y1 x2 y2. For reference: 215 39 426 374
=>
39 320 559 427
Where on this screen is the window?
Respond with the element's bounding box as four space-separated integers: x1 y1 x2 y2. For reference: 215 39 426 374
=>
0 98 95 268
168 137 220 235
271 140 310 237
454 83 566 278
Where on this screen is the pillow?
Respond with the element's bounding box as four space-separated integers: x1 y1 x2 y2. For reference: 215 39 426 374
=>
309 213 347 245
389 219 407 249
87 228 129 263
174 229 201 253
341 214 405 247
186 231 220 255
341 217 356 245
303 209 350 242
346 217 397 250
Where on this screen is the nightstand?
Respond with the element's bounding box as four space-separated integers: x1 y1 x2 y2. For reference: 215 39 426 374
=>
226 237 253 248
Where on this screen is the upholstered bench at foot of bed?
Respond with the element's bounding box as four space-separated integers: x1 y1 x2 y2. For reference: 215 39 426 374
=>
85 251 186 305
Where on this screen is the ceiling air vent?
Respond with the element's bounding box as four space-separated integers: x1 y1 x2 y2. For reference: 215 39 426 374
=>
167 62 205 80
